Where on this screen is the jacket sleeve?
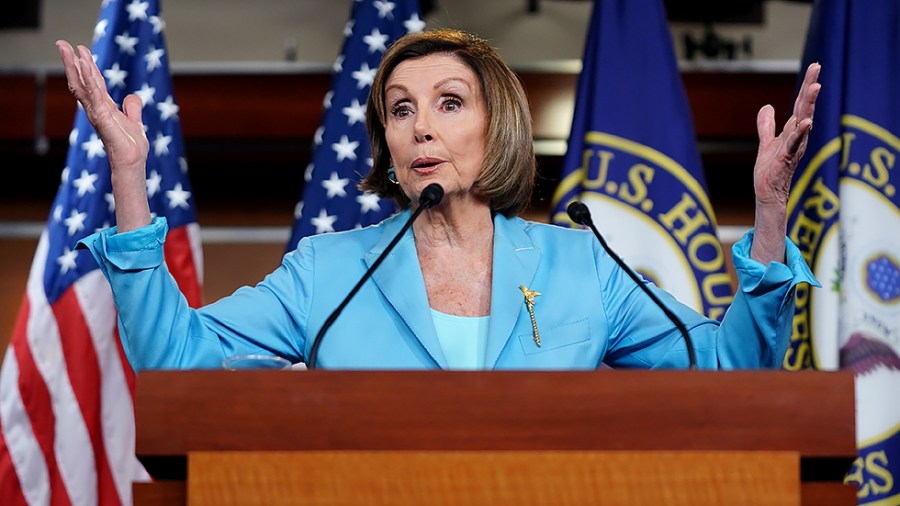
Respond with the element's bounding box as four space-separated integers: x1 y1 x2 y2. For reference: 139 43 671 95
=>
79 218 315 370
601 229 819 369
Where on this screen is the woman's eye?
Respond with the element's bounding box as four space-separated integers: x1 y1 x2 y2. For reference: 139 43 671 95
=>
441 98 462 112
391 104 412 117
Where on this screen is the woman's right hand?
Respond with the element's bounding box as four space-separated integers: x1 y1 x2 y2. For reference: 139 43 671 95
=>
57 41 152 232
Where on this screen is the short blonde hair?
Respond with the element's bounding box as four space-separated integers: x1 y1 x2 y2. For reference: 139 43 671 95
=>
360 29 536 217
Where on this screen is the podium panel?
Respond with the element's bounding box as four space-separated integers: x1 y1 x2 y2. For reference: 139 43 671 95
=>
188 450 800 506
134 370 856 506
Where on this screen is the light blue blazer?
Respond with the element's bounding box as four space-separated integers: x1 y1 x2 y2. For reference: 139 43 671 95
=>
81 210 817 371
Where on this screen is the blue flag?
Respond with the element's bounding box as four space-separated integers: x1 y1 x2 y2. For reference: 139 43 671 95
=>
550 0 732 321
287 0 425 249
785 0 900 502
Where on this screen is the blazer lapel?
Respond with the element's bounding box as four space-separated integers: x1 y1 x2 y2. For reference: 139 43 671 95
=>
485 216 540 368
367 210 448 368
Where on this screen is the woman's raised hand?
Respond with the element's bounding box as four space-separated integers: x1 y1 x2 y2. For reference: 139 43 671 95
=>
750 63 822 264
754 63 822 207
56 41 151 231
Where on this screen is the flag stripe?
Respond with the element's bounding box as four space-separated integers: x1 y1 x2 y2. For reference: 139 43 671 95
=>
25 233 95 506
13 336 71 506
51 289 119 506
0 345 49 506
0 429 29 506
73 271 137 504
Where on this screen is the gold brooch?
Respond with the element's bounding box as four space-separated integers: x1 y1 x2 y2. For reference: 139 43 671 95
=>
519 285 542 347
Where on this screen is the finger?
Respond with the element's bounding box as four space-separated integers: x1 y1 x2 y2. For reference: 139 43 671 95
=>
79 45 112 98
757 104 776 145
56 41 89 102
74 45 103 109
800 82 822 126
76 45 113 107
793 63 822 121
122 94 144 126
785 117 813 157
75 46 122 127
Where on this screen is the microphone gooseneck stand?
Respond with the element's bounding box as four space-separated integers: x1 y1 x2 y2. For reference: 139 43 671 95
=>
567 201 698 370
306 183 445 369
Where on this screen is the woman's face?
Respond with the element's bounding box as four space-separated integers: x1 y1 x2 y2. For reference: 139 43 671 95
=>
383 53 488 207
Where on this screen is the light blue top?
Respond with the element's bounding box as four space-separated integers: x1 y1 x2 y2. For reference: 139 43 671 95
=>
430 309 489 370
79 210 819 370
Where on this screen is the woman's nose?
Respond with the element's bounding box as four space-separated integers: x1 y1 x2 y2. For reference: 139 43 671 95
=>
414 113 434 143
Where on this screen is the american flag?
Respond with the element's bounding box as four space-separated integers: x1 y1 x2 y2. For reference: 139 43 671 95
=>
287 0 425 249
0 1 202 504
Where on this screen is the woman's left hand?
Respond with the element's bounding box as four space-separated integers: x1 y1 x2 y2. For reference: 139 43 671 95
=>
750 63 822 264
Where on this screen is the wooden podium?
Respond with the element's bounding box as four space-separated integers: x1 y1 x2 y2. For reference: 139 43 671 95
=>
133 370 857 505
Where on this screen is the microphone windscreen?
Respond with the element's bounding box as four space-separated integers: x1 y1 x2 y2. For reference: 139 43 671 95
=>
567 201 592 226
420 183 444 209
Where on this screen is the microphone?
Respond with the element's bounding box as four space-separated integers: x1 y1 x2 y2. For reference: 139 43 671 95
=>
307 183 444 369
567 201 698 370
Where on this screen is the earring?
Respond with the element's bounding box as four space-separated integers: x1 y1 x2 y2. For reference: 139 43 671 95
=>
387 166 399 184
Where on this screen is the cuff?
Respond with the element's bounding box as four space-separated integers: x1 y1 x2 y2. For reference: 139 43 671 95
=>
77 217 169 270
732 229 822 296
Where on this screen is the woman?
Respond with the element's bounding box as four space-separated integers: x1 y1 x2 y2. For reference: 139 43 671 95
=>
57 29 821 370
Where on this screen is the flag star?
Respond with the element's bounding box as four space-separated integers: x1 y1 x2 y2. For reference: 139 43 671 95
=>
57 248 79 274
342 98 366 126
157 95 180 121
166 183 191 209
357 192 382 213
343 20 354 37
72 170 99 197
323 90 334 109
311 208 338 234
81 134 106 159
352 62 376 89
69 128 79 146
64 209 88 236
332 135 359 162
149 15 165 34
333 55 344 73
105 192 116 212
294 201 304 219
125 0 150 21
304 163 315 182
60 167 70 184
153 132 173 156
103 63 128 88
322 172 350 198
363 28 389 53
179 157 188 173
93 19 109 43
95 221 111 233
404 13 426 33
135 83 156 106
146 170 162 197
53 205 63 223
314 126 324 146
373 0 396 19
145 46 165 72
115 32 139 55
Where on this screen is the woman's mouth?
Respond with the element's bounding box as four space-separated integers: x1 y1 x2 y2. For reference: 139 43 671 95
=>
410 157 443 174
